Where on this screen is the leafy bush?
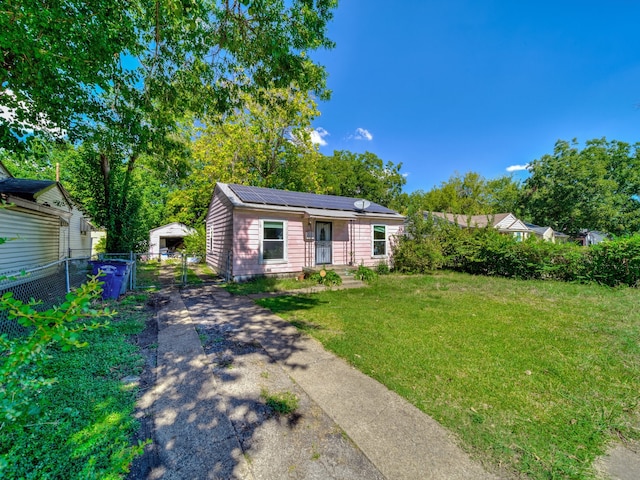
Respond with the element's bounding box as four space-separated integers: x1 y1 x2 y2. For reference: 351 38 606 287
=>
94 234 107 254
375 261 390 275
585 235 640 286
0 277 112 421
355 265 377 282
309 269 342 286
396 215 640 287
183 225 206 259
392 214 445 273
0 290 149 479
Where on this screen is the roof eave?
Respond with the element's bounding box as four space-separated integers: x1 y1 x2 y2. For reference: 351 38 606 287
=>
4 194 72 219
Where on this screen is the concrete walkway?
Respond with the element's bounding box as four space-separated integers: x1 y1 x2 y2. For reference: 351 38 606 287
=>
139 285 499 479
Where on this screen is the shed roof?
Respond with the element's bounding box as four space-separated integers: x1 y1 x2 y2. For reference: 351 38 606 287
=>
149 222 196 234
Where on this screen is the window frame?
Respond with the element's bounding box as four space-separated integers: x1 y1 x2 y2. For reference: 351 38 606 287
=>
372 224 387 257
260 219 288 264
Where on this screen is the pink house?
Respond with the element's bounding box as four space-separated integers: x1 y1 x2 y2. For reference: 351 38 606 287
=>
206 183 405 281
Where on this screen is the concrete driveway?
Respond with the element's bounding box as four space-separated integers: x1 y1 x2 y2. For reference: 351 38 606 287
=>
133 284 502 479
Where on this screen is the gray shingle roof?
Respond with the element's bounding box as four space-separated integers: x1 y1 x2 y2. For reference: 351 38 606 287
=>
0 178 56 200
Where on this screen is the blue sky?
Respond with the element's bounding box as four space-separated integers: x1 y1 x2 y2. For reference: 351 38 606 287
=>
309 1 640 193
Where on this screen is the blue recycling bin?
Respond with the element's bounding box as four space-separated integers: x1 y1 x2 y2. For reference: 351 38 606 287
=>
90 260 133 299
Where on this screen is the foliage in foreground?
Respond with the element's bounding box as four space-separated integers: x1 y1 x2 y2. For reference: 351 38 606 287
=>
0 292 151 479
393 213 640 287
0 278 112 421
257 273 640 479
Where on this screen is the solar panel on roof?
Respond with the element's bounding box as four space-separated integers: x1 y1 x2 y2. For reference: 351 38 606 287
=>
228 184 395 214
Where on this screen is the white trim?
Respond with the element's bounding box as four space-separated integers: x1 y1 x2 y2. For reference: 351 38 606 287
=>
372 224 388 258
5 195 72 219
259 219 288 264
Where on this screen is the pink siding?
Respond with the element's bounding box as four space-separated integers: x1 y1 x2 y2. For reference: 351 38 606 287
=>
206 188 234 278
350 220 404 268
206 183 405 280
331 221 350 266
230 214 404 278
232 211 307 278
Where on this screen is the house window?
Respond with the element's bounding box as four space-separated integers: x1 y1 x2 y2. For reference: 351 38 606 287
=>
261 220 286 262
372 225 387 256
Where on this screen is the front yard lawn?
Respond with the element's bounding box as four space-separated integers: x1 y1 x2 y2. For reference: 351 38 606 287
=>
256 272 640 479
224 275 317 296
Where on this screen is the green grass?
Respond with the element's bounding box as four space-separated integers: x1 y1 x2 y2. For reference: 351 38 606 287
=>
135 261 161 287
0 292 152 479
260 388 299 415
138 260 208 287
174 266 204 285
224 276 317 296
256 271 640 479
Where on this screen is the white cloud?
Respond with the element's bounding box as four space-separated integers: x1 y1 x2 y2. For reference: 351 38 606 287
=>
353 127 373 141
506 164 529 172
310 127 329 146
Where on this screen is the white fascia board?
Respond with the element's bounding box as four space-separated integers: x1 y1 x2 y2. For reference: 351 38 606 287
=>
5 195 72 219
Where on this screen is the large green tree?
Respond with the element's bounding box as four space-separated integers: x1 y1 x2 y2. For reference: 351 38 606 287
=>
408 171 522 216
163 85 323 226
1 0 139 148
317 151 406 209
2 0 337 252
522 138 640 236
0 140 171 250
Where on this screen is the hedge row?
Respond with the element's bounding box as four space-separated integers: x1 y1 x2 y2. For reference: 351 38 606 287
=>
392 215 640 287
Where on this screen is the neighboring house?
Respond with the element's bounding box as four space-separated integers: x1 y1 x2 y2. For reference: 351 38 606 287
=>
427 212 531 240
206 183 405 281
91 229 107 256
149 222 196 257
575 230 609 246
524 223 570 243
0 166 93 274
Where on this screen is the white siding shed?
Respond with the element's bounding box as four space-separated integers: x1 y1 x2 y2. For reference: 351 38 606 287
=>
149 223 196 256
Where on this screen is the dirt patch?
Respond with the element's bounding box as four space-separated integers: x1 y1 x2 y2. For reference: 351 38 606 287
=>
126 294 164 480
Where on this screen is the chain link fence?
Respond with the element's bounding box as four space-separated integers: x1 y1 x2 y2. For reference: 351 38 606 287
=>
99 253 204 289
0 258 91 338
1 253 214 337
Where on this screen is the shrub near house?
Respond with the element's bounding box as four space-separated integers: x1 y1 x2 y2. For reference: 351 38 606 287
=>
394 213 640 287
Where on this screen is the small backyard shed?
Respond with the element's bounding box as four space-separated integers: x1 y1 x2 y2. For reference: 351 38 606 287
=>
0 162 94 273
148 222 196 257
206 183 405 281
